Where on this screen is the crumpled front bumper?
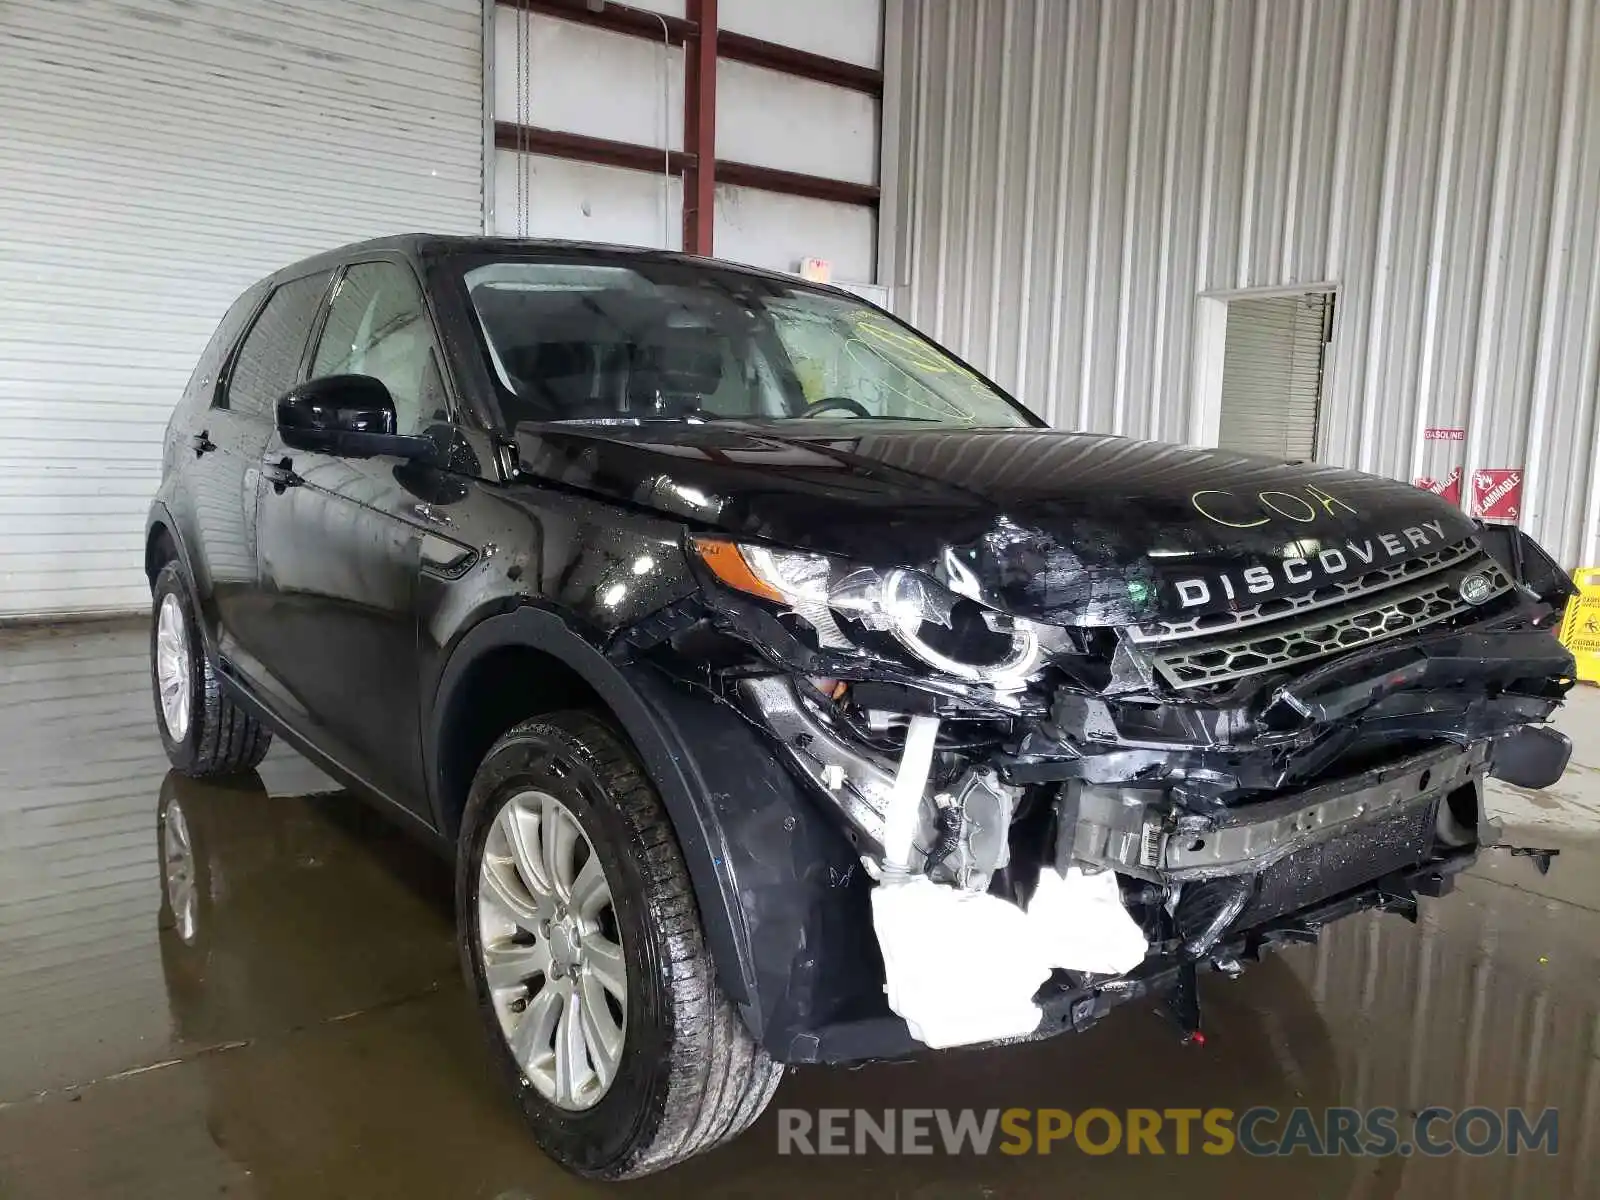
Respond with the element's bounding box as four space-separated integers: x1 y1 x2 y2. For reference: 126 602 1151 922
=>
1031 838 1483 1048
1069 741 1489 883
721 594 1573 1056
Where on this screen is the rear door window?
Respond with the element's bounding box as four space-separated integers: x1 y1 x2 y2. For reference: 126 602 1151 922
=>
222 271 333 419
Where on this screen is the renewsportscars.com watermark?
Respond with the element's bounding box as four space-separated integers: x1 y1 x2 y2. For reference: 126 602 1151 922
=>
777 1106 1559 1158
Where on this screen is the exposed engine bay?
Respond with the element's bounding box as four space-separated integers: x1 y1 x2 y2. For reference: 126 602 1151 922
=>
621 514 1577 1051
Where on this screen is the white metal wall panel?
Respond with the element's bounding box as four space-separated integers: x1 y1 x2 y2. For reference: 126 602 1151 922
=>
627 0 689 19
888 0 1600 567
710 2 884 283
719 0 884 68
0 0 483 617
716 60 881 185
492 9 684 151
491 150 683 249
713 184 876 280
490 7 685 246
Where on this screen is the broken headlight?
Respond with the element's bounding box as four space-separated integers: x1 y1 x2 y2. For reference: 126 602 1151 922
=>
693 538 1071 689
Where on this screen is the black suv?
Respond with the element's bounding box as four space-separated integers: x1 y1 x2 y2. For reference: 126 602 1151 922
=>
148 235 1576 1178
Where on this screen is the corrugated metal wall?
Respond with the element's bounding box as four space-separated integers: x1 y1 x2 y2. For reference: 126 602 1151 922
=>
0 0 484 617
885 0 1600 567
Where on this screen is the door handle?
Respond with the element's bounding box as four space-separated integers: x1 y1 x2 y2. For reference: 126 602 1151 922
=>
262 456 302 493
191 430 217 456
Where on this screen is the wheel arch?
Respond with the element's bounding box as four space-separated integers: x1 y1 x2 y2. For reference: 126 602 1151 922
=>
145 502 217 659
145 517 180 586
427 607 763 1013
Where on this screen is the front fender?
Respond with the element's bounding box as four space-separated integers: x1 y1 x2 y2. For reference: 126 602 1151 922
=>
427 607 882 1055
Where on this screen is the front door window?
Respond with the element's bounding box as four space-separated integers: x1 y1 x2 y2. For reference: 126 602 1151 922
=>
312 262 448 435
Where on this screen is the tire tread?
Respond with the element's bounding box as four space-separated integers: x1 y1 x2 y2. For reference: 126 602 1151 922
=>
483 712 781 1179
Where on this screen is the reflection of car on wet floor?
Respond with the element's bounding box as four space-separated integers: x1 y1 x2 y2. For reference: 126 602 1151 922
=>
156 772 456 1047
145 235 1579 1178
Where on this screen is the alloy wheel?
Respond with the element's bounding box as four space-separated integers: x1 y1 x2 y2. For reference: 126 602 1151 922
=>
155 592 192 742
477 790 628 1111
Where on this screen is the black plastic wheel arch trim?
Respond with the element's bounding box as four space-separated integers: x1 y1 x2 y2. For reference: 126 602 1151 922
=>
427 608 762 1012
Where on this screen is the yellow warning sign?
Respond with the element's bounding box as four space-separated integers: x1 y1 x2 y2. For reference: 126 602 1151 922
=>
1558 568 1600 684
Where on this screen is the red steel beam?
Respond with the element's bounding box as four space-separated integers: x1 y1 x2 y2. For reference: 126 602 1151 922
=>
715 160 879 208
716 30 883 96
493 122 691 176
494 122 880 212
682 0 718 255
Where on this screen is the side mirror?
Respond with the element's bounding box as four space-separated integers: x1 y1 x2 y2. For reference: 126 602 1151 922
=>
276 375 436 462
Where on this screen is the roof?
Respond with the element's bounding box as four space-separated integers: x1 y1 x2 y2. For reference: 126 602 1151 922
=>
264 233 828 293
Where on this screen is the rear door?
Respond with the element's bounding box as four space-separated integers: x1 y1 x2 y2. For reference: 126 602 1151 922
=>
251 257 466 821
188 270 333 685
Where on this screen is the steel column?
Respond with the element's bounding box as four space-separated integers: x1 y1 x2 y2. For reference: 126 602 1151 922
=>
683 0 718 255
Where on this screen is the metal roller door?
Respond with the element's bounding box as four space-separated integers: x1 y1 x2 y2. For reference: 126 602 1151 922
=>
1217 294 1334 463
0 0 484 617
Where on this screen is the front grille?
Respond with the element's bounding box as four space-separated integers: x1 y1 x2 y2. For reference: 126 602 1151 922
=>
1128 539 1482 644
1138 547 1512 691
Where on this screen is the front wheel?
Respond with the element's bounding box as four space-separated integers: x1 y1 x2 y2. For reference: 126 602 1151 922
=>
457 712 782 1179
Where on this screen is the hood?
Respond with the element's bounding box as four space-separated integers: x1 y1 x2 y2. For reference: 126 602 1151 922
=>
512 424 1480 626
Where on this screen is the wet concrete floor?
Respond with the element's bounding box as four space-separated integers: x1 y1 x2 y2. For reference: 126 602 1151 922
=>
2 619 1599 1198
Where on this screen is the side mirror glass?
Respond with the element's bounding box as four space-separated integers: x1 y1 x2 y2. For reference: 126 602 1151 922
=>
276 375 435 462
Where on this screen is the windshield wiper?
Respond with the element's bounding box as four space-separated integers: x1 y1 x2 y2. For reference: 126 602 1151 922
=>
830 415 944 422
543 414 735 426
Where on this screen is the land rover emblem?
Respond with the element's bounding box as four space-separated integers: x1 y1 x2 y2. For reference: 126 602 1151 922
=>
1459 573 1494 605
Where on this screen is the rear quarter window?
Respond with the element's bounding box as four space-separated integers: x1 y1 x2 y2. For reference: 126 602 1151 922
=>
183 281 268 408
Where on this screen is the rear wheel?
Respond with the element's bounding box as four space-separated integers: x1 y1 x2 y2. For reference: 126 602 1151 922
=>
150 560 272 777
457 712 782 1179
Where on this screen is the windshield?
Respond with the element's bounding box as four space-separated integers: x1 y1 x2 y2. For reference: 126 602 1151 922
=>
457 258 1037 429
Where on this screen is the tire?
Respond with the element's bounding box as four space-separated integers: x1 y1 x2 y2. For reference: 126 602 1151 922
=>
150 560 272 777
457 712 782 1179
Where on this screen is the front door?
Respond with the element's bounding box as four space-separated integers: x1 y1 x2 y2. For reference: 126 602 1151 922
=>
252 258 470 822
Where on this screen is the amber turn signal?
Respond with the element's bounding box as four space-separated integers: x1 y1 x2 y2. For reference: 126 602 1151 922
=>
692 538 786 603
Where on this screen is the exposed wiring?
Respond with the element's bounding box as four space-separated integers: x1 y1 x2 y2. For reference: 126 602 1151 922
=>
923 805 964 874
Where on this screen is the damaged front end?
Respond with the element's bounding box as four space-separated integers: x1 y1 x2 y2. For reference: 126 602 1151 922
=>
622 523 1576 1052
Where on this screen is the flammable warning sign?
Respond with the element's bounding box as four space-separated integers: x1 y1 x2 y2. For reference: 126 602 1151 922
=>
1559 568 1600 684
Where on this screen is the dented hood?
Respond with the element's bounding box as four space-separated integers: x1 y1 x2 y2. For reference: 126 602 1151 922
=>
513 424 1479 626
